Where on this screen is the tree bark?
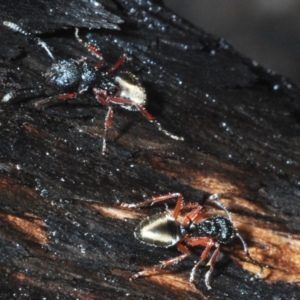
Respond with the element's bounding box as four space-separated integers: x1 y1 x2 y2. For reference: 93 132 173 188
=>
0 0 299 299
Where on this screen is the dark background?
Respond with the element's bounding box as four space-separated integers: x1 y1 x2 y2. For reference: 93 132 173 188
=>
165 0 300 85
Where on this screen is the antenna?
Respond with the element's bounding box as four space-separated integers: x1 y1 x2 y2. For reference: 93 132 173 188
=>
3 21 56 62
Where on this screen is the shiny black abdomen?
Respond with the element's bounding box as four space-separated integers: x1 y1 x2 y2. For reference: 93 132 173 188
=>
134 212 181 248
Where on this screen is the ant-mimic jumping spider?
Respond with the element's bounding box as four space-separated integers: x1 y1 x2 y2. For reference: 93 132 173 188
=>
2 21 184 154
122 193 263 290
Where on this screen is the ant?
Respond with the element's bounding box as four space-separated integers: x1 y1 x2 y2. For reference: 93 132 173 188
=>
122 193 263 290
1 21 184 154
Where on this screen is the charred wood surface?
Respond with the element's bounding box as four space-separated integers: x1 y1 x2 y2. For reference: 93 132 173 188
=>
0 0 300 299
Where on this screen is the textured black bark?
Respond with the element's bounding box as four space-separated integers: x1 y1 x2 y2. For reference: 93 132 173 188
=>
0 0 300 299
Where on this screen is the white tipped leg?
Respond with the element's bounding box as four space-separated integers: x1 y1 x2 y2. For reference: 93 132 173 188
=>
2 92 16 102
204 267 213 290
101 107 113 155
151 119 184 141
189 260 202 283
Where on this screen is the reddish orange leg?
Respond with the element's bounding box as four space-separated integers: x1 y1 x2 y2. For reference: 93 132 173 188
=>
94 88 184 153
93 89 145 155
204 246 220 290
99 95 184 141
181 206 207 226
131 243 191 280
121 193 183 217
108 56 127 73
121 193 205 222
100 98 183 141
135 104 184 141
93 88 109 106
107 96 137 107
75 30 126 72
75 28 104 69
93 88 115 155
185 237 219 289
34 92 78 108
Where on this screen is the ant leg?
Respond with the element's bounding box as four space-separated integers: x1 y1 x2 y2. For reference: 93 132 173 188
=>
75 28 104 69
33 92 78 108
2 89 77 107
105 96 184 141
101 107 113 155
93 88 116 155
108 56 127 73
2 88 46 103
204 246 220 290
122 192 205 221
131 243 191 280
135 104 184 141
181 206 207 226
93 88 110 106
121 192 183 214
185 238 215 284
3 21 56 62
77 57 88 64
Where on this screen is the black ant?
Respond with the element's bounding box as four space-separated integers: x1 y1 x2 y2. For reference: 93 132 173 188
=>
1 21 184 154
122 193 263 290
